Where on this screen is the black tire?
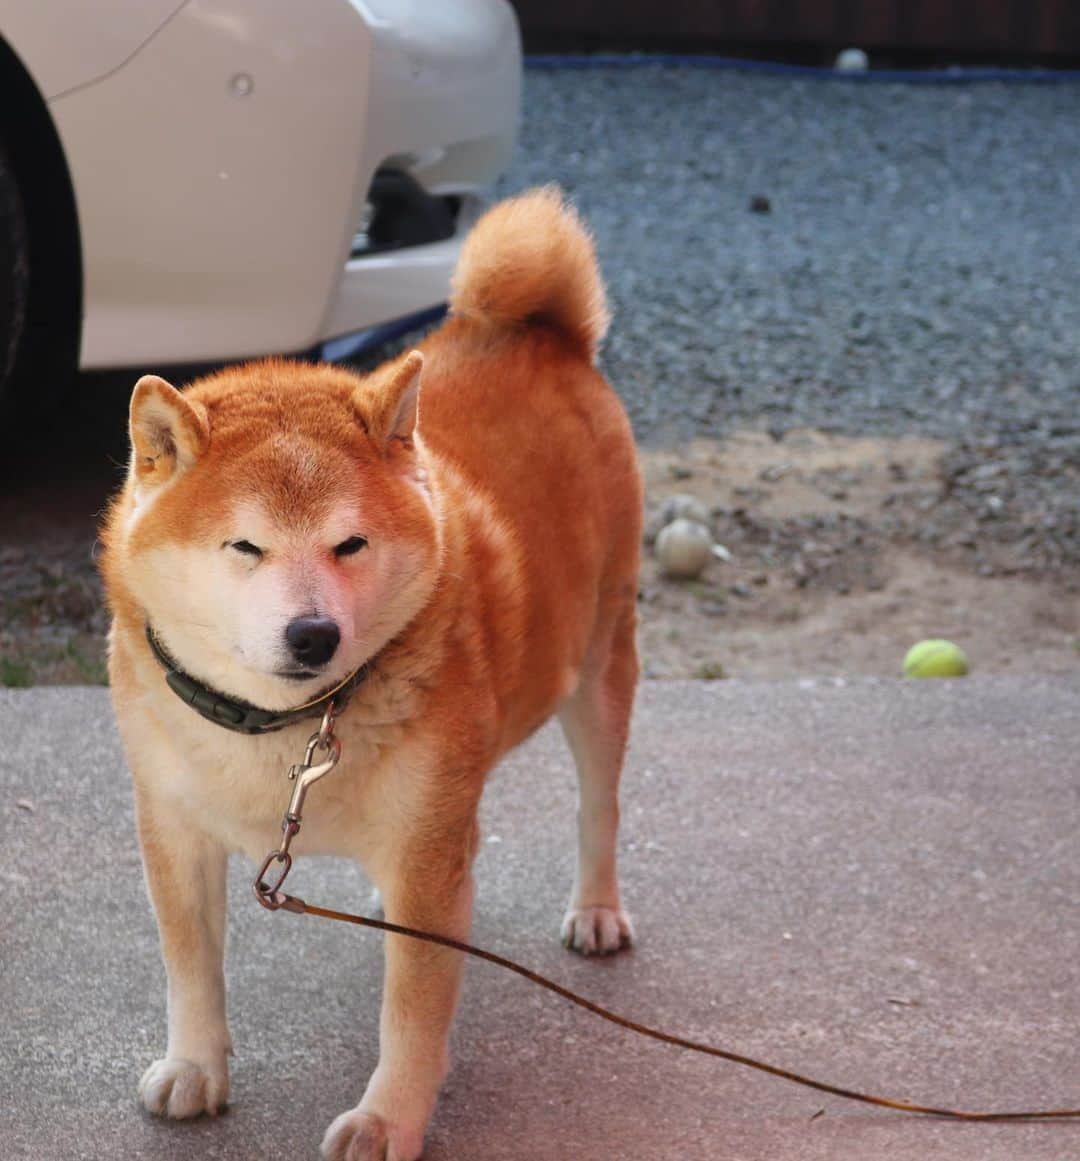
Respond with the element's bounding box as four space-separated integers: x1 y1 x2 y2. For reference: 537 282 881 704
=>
0 142 30 409
0 39 82 439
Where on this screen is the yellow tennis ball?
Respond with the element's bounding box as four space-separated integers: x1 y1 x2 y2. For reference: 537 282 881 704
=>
903 639 969 678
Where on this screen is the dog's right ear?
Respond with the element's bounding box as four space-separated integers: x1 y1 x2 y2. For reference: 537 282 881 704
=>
129 375 209 487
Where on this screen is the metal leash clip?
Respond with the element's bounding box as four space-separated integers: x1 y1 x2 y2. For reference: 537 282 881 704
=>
254 701 341 911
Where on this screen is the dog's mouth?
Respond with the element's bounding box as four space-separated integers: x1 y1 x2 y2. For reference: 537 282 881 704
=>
274 668 321 682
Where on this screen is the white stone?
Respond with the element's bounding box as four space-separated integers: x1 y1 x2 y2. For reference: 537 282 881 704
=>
835 47 869 72
711 543 734 563
658 492 712 529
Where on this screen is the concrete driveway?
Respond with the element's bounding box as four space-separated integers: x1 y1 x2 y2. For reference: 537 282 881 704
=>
3 678 1078 1159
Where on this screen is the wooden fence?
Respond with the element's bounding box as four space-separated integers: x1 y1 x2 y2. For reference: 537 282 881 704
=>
511 1 1080 59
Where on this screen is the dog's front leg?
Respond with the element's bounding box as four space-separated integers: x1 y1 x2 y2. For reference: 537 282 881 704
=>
134 784 232 1118
322 809 478 1161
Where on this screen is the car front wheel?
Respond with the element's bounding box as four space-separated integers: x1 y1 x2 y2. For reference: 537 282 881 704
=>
0 142 30 412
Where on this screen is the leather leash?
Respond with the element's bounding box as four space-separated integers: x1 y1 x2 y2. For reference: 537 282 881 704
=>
254 705 1080 1125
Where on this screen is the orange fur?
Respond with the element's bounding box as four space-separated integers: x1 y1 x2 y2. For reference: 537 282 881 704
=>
101 188 642 1157
449 185 611 362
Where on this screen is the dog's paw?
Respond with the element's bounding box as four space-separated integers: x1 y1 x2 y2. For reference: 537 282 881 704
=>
321 1108 425 1161
321 1110 389 1161
561 905 635 955
138 1057 229 1119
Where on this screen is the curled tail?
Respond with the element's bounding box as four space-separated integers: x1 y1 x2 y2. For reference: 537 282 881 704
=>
449 186 610 362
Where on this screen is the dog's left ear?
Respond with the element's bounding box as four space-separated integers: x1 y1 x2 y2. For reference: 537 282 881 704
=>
354 350 423 449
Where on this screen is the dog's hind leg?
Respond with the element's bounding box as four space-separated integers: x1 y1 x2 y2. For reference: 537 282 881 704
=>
558 602 638 955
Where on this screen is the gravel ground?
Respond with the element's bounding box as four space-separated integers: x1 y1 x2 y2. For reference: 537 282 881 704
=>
500 65 1080 447
1 63 1077 684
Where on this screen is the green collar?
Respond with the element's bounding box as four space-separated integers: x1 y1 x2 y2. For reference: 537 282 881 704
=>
145 625 372 735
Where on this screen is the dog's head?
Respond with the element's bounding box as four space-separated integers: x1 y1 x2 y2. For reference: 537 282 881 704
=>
108 352 439 710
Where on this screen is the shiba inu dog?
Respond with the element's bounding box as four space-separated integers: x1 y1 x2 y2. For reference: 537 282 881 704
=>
100 188 642 1160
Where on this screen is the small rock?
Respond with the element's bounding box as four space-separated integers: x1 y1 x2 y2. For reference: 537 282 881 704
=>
667 463 693 480
749 194 772 215
658 493 712 529
834 47 869 72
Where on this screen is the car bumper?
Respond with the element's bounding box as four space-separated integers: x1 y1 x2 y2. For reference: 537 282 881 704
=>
49 0 520 369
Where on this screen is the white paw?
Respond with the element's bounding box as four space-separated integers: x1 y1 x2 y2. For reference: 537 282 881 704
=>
321 1108 424 1161
561 905 635 955
321 1110 389 1161
138 1057 229 1119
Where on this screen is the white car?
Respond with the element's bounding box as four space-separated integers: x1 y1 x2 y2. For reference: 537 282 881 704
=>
0 0 520 407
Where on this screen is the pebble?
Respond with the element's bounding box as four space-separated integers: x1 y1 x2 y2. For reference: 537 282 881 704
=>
834 47 870 72
658 493 712 529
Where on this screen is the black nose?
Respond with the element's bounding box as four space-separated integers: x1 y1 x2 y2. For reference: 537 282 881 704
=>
284 616 340 668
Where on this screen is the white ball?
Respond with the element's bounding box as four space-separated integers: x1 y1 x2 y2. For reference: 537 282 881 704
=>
835 47 869 72
656 519 713 580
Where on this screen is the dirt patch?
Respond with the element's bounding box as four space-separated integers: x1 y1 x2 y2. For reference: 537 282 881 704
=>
0 424 1077 687
0 541 109 687
638 429 1079 679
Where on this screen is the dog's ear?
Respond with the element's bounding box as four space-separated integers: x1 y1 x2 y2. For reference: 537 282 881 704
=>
129 375 209 486
353 350 423 449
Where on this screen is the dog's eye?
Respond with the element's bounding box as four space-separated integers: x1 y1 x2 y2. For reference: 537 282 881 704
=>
334 535 368 558
230 540 264 558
